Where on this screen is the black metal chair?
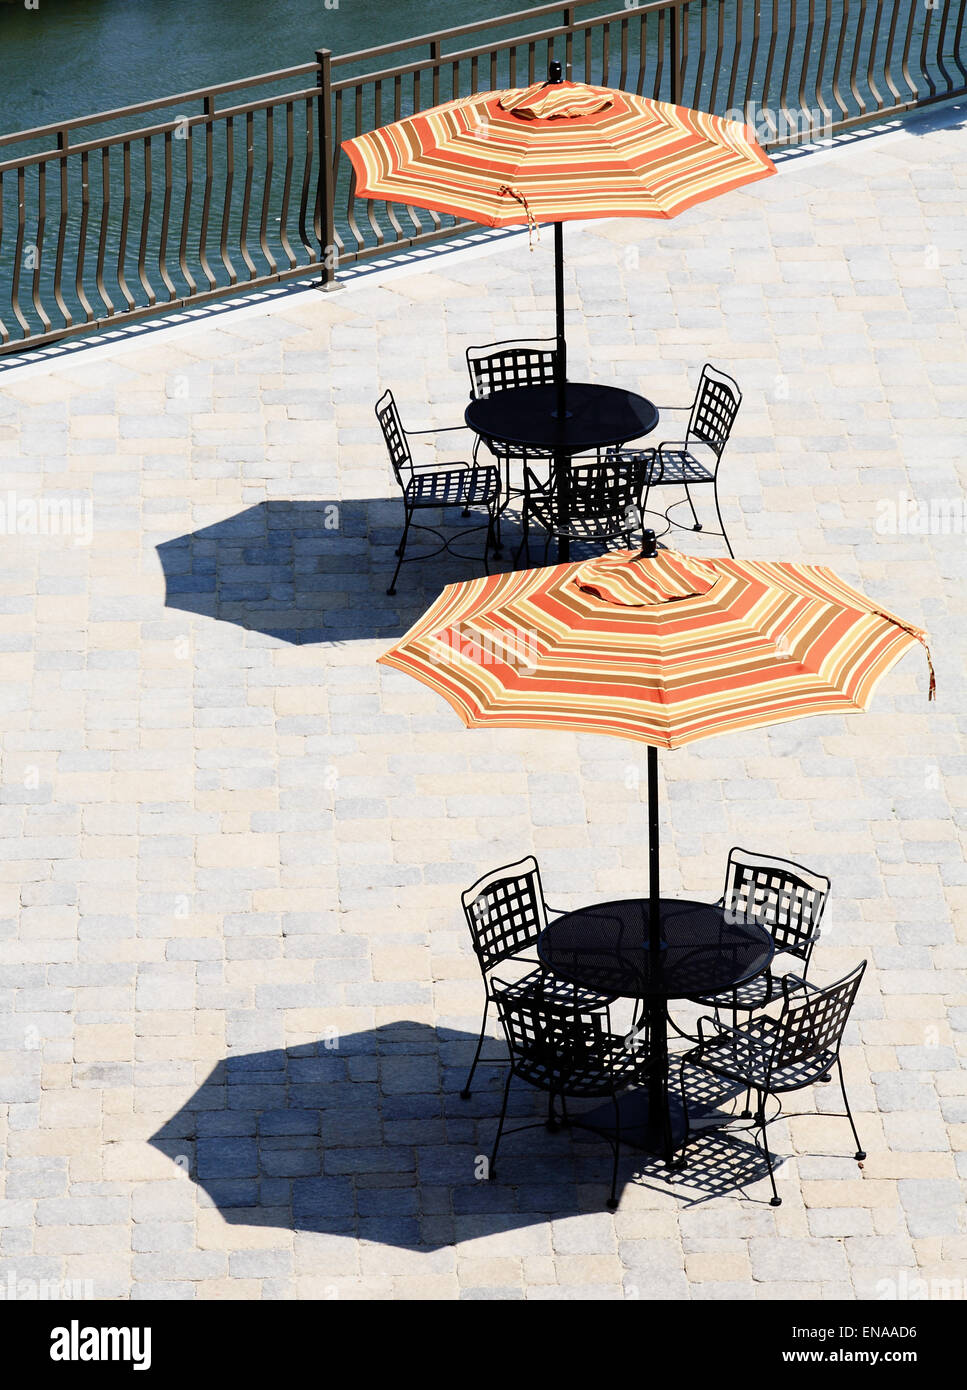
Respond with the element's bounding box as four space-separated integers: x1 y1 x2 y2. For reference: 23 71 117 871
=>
376 388 500 596
466 338 560 507
490 986 647 1209
690 847 830 1020
679 961 867 1206
521 453 647 566
460 856 615 1100
608 363 742 557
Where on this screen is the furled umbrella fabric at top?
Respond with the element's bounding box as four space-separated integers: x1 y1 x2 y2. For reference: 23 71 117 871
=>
378 543 935 954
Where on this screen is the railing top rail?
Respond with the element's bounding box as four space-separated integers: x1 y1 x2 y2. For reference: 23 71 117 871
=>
331 2 674 92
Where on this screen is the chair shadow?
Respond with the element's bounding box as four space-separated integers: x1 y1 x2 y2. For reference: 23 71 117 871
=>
149 1021 779 1250
154 498 518 643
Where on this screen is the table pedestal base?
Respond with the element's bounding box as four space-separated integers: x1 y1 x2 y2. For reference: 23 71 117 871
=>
576 1078 745 1159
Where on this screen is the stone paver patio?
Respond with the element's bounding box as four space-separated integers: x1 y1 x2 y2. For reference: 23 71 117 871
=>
0 104 965 1301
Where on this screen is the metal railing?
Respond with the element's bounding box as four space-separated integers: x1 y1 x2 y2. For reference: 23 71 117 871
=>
1 0 964 355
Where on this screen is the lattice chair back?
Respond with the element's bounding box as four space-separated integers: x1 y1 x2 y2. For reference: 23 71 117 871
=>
723 847 830 962
461 856 548 974
773 961 866 1068
467 339 560 399
687 363 742 458
495 989 607 1090
375 389 412 489
568 455 646 521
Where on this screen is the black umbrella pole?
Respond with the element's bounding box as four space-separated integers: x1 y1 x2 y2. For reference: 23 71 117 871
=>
648 745 661 954
553 220 570 562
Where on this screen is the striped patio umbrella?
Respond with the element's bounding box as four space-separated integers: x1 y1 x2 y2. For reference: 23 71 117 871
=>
342 66 775 385
379 539 934 952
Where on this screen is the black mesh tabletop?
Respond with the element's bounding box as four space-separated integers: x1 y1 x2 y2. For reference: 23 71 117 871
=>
538 898 774 1001
465 382 659 455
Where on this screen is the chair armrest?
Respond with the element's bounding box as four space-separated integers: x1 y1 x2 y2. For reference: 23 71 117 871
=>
696 1013 732 1045
781 974 822 1000
405 423 473 438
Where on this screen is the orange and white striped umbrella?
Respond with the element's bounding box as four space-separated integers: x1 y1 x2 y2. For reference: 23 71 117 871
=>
378 548 934 750
342 79 775 228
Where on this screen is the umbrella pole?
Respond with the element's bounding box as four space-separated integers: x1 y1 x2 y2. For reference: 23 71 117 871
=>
553 220 570 562
647 744 661 954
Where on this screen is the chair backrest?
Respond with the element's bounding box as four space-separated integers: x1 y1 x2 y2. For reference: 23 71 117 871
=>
568 456 645 521
773 961 866 1068
375 389 412 488
467 339 559 398
494 988 608 1090
722 847 830 962
461 856 548 974
687 363 742 458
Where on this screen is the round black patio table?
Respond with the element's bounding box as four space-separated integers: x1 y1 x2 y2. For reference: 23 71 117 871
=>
538 897 774 1158
465 382 659 561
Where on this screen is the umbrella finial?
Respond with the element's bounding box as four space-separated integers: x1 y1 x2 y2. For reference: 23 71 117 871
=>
547 60 563 84
637 529 659 559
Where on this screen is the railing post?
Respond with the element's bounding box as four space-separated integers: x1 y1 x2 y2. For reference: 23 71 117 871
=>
671 4 683 105
563 7 574 80
315 47 337 289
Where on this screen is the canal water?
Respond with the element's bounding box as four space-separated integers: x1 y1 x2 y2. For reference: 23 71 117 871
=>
0 0 551 134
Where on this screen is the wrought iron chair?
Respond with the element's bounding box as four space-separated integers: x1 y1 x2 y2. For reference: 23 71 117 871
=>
376 389 500 596
678 961 868 1206
490 986 647 1209
460 856 615 1100
466 338 560 507
608 363 742 557
690 847 830 1020
520 453 647 566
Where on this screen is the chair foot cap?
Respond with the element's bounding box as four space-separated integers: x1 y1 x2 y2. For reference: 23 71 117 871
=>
741 1109 752 1118
545 1120 559 1133
855 1151 866 1161
460 1089 472 1100
386 588 396 596
770 1196 782 1207
693 523 703 531
819 1073 832 1082
606 1198 619 1211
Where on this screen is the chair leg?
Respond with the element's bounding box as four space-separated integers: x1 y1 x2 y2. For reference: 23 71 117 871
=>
756 1089 782 1206
489 1067 514 1181
461 996 490 1099
607 1091 621 1210
387 506 412 596
837 1056 866 1160
712 478 735 558
546 1090 559 1132
683 481 702 531
673 1060 691 1171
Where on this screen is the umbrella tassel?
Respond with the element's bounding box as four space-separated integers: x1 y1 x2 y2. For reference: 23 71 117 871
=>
868 607 936 701
498 184 540 251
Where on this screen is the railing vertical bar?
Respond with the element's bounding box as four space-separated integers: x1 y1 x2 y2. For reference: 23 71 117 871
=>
849 0 868 115
655 8 666 101
297 96 314 260
359 85 383 248
882 0 904 105
725 0 742 111
75 147 94 322
431 40 441 106
618 15 629 90
198 96 216 289
158 130 176 299
258 105 277 274
798 0 815 125
11 166 31 334
830 0 851 120
778 0 798 137
761 0 781 137
52 135 72 327
744 0 762 116
694 0 708 108
953 0 967 85
814 0 834 131
32 161 52 331
583 25 592 83
219 116 237 285
934 0 953 92
137 136 155 305
601 20 611 87
866 0 884 111
238 110 257 279
94 145 115 315
709 0 726 112
900 0 920 100
919 1 937 99
178 122 198 294
0 172 10 343
116 141 135 310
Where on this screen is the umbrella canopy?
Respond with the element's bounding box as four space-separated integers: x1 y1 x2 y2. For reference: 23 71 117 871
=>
379 543 934 950
341 77 775 228
378 546 934 749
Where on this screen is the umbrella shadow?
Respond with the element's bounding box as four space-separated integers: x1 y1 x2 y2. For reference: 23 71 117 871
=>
149 1021 780 1249
154 499 517 644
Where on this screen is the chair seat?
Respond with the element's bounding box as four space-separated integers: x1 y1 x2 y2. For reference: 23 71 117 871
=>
684 1016 836 1093
494 967 615 1013
691 971 778 1012
612 445 713 485
513 1030 644 1097
405 465 499 507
